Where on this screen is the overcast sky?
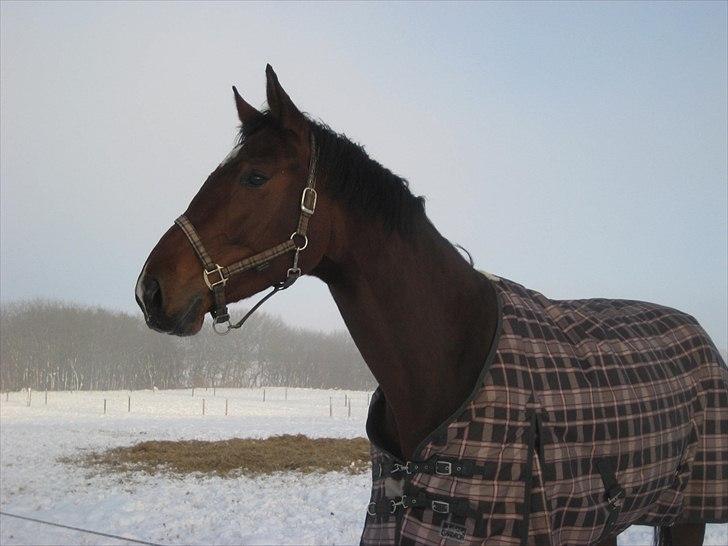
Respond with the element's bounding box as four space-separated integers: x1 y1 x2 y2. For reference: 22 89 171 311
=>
1 1 726 349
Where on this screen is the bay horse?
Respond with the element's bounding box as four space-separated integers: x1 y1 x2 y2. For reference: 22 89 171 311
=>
136 66 727 546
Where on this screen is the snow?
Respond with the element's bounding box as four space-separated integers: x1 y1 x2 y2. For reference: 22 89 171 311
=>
1 388 726 545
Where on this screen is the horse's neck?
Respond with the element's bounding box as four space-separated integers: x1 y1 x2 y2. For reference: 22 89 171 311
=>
317 215 498 459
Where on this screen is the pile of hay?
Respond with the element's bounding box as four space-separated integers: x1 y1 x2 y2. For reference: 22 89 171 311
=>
71 434 371 476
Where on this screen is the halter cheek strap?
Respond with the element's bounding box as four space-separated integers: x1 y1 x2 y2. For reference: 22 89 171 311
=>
174 133 318 335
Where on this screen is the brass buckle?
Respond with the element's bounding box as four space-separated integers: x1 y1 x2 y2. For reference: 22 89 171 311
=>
300 187 317 215
203 265 227 290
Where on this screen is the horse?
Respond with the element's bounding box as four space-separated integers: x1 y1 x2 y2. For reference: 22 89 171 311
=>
136 65 727 546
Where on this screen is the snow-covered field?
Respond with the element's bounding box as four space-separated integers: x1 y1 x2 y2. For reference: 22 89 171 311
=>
1 388 725 546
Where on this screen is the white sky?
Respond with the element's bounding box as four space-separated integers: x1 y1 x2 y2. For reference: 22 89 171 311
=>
1 2 726 349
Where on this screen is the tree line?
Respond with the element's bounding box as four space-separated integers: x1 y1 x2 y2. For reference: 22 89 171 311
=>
0 300 376 392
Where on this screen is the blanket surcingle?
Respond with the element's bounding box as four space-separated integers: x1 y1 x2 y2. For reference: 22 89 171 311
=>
361 277 728 546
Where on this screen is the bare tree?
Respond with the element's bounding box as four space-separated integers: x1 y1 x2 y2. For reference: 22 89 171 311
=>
0 300 375 392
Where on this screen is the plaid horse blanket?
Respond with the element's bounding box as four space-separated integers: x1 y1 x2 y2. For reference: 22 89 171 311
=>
361 276 728 546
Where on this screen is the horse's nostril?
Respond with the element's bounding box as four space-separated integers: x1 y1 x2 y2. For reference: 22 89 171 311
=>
142 276 163 316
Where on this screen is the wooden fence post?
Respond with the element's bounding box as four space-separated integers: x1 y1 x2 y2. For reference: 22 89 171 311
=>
27 388 31 407
263 389 266 402
128 396 131 413
344 393 347 406
348 398 351 418
202 398 206 416
329 396 333 417
225 399 229 416
103 399 107 414
285 387 288 401
45 390 48 405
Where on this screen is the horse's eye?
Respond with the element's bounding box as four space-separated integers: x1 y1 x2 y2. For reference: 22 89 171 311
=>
243 172 268 187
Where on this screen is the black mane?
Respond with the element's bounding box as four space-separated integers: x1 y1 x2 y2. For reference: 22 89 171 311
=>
309 120 426 233
237 113 426 233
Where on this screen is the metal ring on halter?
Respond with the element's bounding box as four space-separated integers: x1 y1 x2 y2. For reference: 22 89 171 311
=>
212 320 231 335
290 232 308 250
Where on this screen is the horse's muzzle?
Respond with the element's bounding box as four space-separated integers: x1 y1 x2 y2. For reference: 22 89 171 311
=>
135 272 202 336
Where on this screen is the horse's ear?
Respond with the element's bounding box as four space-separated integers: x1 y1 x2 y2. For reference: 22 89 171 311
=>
232 86 260 124
265 64 306 133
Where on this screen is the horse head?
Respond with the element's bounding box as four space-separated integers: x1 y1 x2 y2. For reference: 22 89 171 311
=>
136 65 333 336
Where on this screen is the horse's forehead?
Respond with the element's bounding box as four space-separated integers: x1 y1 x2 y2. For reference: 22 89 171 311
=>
219 143 243 167
218 131 296 168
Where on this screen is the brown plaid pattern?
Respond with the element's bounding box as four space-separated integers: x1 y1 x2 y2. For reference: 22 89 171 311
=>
361 277 727 545
174 217 298 279
224 240 296 277
174 215 216 269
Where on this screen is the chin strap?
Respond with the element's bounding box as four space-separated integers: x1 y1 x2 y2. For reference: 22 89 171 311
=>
174 132 318 335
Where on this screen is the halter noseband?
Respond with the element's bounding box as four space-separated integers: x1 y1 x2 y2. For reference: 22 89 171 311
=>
174 133 318 335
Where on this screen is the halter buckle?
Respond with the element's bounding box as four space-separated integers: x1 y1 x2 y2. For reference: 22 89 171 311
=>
203 264 228 290
300 187 317 215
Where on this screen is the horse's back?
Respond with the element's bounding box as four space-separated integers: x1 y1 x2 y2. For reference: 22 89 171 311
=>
507 280 728 533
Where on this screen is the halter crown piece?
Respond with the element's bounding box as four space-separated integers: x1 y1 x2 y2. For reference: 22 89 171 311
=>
174 133 319 335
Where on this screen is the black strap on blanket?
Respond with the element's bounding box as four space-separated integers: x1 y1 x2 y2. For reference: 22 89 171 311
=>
520 411 538 546
595 458 625 539
380 457 495 479
404 485 475 517
366 486 475 519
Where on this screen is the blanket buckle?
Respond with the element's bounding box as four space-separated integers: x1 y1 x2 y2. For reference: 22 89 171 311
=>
431 500 450 514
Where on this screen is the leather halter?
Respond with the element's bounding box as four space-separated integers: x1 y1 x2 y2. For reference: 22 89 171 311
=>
174 133 318 335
